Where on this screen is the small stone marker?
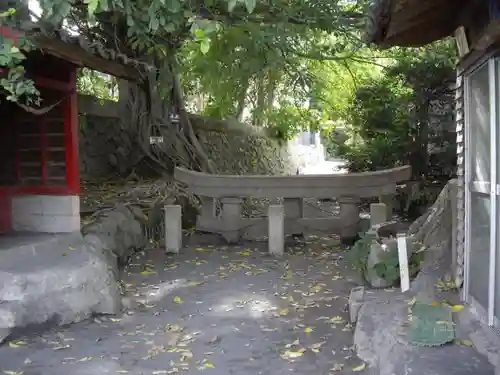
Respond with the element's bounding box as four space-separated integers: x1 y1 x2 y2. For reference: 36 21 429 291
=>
268 205 284 256
397 233 410 292
165 205 182 253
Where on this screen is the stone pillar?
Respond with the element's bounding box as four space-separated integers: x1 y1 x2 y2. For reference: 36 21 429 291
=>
378 194 394 220
268 205 284 256
165 205 182 253
338 196 360 246
370 203 387 227
221 198 242 243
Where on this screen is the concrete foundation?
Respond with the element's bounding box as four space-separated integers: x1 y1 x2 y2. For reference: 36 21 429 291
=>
11 195 80 233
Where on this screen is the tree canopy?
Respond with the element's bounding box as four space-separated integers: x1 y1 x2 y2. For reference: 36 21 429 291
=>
0 0 457 178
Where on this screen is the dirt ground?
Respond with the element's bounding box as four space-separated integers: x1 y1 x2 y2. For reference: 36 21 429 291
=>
0 234 368 375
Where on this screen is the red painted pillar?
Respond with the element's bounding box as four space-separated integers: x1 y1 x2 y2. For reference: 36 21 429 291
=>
0 192 12 233
64 67 80 194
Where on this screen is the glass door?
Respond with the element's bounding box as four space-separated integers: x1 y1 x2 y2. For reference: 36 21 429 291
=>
466 61 493 322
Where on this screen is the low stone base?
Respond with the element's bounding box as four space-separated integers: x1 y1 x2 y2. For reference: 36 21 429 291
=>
0 232 121 344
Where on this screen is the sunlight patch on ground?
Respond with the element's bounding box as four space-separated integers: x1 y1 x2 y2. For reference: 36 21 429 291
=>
210 294 277 319
135 279 188 304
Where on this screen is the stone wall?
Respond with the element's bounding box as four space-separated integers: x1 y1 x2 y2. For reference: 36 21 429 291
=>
78 95 294 178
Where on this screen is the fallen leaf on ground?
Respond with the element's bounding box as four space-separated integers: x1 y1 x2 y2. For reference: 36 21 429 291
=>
53 344 71 350
328 316 344 324
281 348 306 359
165 324 183 332
304 327 314 334
285 339 300 348
278 308 289 316
188 281 204 287
110 318 122 323
451 304 465 313
238 250 251 256
173 296 183 304
4 371 24 375
456 339 473 347
330 363 344 372
199 359 215 370
140 270 155 276
309 341 325 353
77 357 93 362
352 363 367 372
8 341 27 348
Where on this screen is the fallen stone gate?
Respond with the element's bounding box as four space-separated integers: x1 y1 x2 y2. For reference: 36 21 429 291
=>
174 165 412 251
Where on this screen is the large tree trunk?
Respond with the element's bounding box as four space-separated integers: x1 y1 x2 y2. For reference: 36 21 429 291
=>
117 61 216 176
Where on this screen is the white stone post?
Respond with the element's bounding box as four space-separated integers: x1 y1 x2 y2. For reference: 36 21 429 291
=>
221 198 242 243
165 205 182 253
370 203 387 227
378 194 394 220
268 204 285 256
397 233 410 292
338 197 360 243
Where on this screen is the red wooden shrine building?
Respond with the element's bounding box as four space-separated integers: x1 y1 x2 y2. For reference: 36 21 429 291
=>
0 25 149 234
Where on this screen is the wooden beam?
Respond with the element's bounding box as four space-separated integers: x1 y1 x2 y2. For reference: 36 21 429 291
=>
34 34 146 83
474 19 500 50
455 26 470 58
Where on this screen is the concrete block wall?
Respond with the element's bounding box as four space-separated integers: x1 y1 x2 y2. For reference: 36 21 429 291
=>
11 195 80 233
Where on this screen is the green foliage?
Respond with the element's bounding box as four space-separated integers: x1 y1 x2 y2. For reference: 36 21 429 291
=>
0 8 39 105
346 231 425 287
334 76 412 171
373 249 425 286
77 68 119 101
346 231 377 285
266 105 323 140
324 41 457 174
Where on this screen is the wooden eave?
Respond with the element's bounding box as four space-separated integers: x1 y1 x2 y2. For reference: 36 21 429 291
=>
369 0 466 48
32 33 148 83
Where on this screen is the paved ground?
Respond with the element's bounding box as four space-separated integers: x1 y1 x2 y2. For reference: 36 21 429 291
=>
0 234 367 375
